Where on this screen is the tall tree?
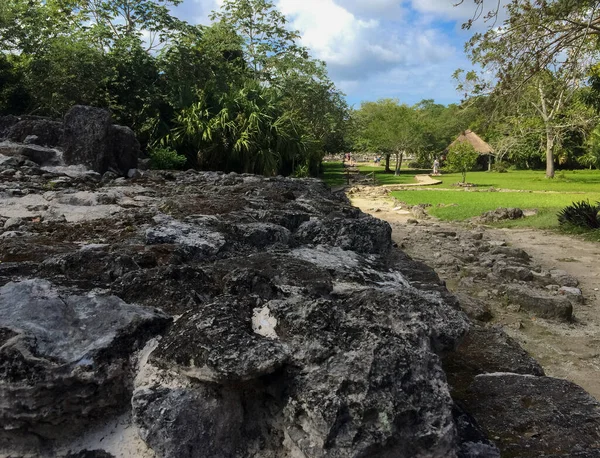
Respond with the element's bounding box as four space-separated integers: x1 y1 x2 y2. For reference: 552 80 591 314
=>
459 0 600 177
353 100 422 175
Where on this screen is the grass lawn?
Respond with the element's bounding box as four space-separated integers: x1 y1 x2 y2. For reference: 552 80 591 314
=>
321 161 600 237
390 189 600 225
321 161 428 186
434 169 600 193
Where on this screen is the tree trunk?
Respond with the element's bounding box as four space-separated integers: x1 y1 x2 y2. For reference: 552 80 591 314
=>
394 151 403 176
545 127 555 178
385 154 391 173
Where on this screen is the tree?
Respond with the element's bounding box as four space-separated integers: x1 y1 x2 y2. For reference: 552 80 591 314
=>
446 141 479 183
210 0 305 82
458 0 600 177
580 124 600 169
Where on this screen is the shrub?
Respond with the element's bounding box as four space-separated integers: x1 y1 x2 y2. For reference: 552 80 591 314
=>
557 200 600 229
149 146 187 170
491 162 508 173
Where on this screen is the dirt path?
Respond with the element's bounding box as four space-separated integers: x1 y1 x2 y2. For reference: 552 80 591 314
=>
350 192 600 399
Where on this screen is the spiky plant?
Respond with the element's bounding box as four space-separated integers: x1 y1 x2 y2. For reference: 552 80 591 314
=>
557 200 600 229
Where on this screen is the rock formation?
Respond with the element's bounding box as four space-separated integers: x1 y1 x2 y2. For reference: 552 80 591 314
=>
0 122 599 457
0 106 138 176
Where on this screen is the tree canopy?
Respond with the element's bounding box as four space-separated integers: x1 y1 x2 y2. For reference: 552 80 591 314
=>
0 0 348 176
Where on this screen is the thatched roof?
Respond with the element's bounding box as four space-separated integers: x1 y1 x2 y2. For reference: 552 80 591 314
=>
447 130 493 155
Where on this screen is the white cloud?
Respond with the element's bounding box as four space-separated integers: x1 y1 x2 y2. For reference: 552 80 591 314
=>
173 0 472 105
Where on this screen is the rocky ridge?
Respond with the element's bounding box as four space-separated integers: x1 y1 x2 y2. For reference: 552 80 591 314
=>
1 115 600 457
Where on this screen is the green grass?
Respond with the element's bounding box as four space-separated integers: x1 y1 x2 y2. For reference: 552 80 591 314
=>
320 161 427 187
391 188 600 229
435 169 600 193
321 162 347 187
322 162 600 236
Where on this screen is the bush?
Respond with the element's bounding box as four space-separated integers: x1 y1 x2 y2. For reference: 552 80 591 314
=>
149 146 187 170
491 162 508 173
557 200 600 229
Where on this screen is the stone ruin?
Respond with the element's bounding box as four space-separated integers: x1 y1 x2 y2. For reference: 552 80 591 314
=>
0 107 599 457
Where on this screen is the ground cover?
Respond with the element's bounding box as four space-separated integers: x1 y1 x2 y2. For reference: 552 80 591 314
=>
390 188 600 224
321 162 427 186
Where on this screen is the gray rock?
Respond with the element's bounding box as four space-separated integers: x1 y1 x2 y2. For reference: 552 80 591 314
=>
550 269 579 287
109 125 139 175
61 106 137 176
127 168 142 179
0 115 19 138
444 326 544 399
295 216 392 254
558 286 584 304
3 217 21 229
454 293 493 322
0 279 170 437
0 140 61 166
133 386 244 458
145 215 226 261
62 106 112 173
462 374 600 457
504 284 573 321
476 207 523 223
492 263 533 281
7 118 63 146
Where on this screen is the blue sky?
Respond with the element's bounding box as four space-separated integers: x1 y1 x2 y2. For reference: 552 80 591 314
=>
170 0 502 108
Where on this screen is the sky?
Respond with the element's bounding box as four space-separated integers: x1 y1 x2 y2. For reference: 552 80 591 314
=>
170 0 504 108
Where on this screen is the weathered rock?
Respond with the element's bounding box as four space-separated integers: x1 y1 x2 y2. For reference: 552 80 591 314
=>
550 269 579 287
492 262 533 281
462 374 600 457
61 106 138 176
0 279 170 437
295 216 392 254
454 293 493 322
62 105 112 173
133 386 244 458
0 115 19 138
109 125 139 175
0 140 61 166
504 284 573 321
476 207 524 223
7 118 63 146
443 326 544 399
559 286 584 304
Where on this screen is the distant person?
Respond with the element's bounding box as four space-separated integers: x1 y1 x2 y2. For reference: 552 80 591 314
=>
433 158 440 175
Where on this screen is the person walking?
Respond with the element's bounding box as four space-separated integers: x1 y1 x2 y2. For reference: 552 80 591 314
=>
432 158 440 175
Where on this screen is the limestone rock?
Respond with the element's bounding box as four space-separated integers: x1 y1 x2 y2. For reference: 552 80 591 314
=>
504 284 573 321
462 374 600 457
109 125 139 175
550 269 579 287
0 279 170 437
0 140 61 166
7 118 63 146
62 106 138 175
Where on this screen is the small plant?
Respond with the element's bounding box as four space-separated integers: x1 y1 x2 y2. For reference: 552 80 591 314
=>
149 146 187 170
446 141 479 183
292 164 310 178
557 200 600 229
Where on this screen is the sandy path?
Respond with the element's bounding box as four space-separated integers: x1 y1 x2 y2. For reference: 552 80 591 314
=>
351 192 600 399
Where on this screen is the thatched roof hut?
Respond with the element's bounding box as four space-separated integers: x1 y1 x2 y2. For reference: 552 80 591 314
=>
447 130 493 155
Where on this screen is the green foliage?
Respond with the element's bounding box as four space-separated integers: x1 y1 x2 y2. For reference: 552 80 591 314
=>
0 0 348 178
149 146 187 170
491 162 508 173
558 200 600 229
446 141 479 183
